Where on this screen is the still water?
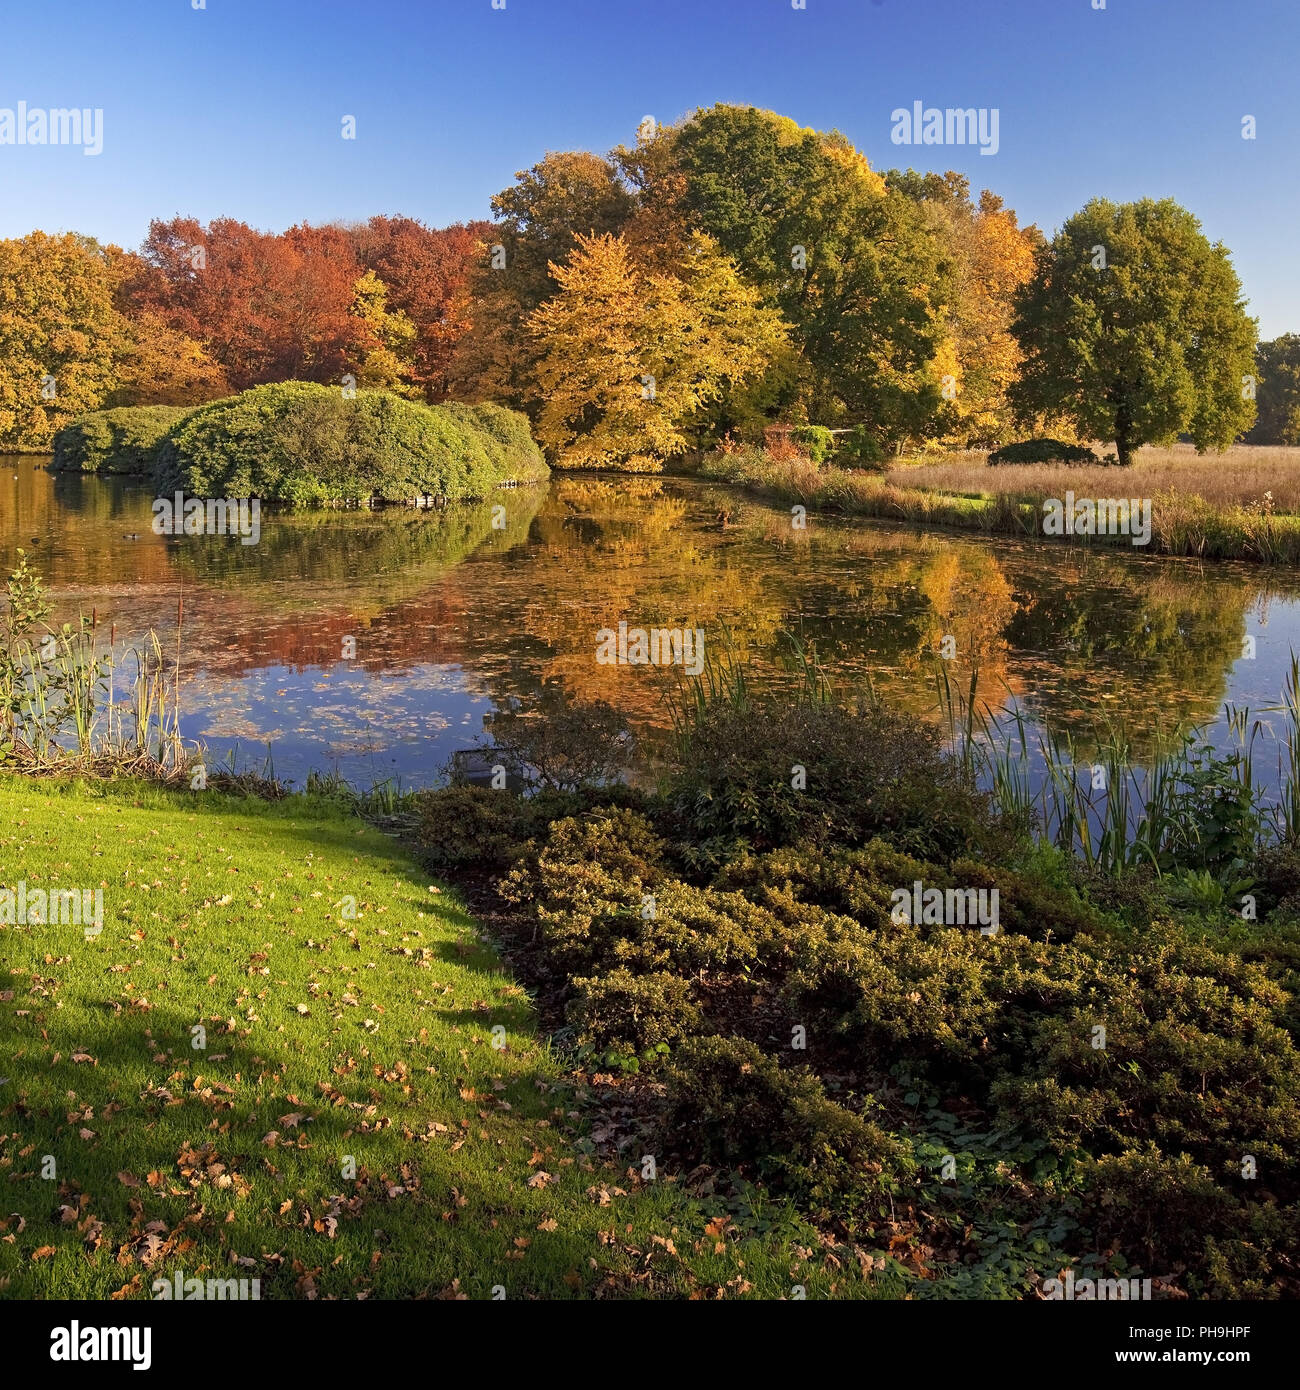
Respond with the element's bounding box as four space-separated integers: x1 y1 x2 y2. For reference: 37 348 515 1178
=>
5 459 1300 796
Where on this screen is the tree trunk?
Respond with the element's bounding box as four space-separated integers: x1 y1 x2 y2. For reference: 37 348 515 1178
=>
1114 401 1134 467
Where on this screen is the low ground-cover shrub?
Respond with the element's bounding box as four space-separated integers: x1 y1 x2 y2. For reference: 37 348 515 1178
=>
50 405 195 473
664 1036 908 1205
414 682 1300 1296
153 382 548 503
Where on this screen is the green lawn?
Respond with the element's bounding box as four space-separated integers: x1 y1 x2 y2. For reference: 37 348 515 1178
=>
0 777 875 1300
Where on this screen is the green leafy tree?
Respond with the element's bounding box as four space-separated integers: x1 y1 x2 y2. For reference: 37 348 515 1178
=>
1010 198 1257 466
1247 333 1300 445
629 105 951 444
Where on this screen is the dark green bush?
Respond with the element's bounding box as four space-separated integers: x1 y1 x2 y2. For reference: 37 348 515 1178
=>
668 700 1001 860
416 784 545 873
153 382 548 504
833 424 886 469
1078 1148 1240 1271
665 1036 906 1202
987 438 1100 466
51 405 195 473
1252 840 1300 915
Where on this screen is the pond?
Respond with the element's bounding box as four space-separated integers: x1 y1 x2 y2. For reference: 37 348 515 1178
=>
6 458 1300 803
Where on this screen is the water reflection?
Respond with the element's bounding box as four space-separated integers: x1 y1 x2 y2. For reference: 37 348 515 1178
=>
4 458 1300 790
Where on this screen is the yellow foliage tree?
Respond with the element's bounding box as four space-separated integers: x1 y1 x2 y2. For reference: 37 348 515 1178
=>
0 232 120 448
350 269 419 394
530 231 787 471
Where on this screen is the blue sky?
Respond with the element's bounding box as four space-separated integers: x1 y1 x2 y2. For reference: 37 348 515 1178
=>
2 0 1296 336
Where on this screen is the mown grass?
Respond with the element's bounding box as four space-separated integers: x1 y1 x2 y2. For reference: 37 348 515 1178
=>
701 445 1300 563
0 776 876 1300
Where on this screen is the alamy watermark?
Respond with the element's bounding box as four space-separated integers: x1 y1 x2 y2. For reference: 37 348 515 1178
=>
596 622 705 677
152 1270 261 1300
891 101 999 156
1042 1271 1152 1301
1042 492 1152 546
49 1324 150 1370
152 494 261 546
0 881 103 939
890 880 999 935
0 102 103 156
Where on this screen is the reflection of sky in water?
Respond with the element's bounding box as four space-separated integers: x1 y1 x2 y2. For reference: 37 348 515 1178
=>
177 662 489 787
9 459 1300 799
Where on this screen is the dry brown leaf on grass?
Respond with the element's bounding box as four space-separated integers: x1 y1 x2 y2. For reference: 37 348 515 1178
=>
117 1171 142 1188
31 1245 57 1260
537 1218 559 1232
526 1171 553 1189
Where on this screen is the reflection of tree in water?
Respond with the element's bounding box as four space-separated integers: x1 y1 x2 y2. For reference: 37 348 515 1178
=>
10 467 1291 778
168 487 546 610
1001 551 1261 752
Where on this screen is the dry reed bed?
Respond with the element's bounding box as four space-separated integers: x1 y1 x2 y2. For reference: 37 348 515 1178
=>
890 443 1300 513
701 446 1300 564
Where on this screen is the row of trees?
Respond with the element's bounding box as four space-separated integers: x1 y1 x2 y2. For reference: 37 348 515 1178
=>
0 216 488 448
1 103 1292 461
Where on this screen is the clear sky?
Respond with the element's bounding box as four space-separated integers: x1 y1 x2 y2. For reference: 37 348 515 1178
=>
2 0 1296 336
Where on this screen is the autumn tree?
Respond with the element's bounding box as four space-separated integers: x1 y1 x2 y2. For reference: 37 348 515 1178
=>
349 216 491 400
0 232 120 448
888 172 1041 444
449 152 635 409
529 231 786 470
349 269 418 393
131 217 367 388
642 105 952 444
1010 198 1258 465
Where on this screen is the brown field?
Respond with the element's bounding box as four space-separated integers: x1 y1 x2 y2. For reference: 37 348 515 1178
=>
889 443 1300 514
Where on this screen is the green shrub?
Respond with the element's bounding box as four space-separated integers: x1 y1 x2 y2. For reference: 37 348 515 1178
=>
51 405 195 473
1252 841 1300 916
414 782 652 874
668 700 1001 861
987 438 1100 467
445 401 548 478
791 425 834 464
993 926 1300 1171
153 382 548 504
1078 1148 1240 1272
567 967 701 1055
664 1036 906 1203
833 424 886 469
786 921 1095 1079
415 784 546 872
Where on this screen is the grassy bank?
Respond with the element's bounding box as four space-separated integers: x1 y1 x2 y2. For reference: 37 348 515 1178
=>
701 445 1300 563
0 777 866 1299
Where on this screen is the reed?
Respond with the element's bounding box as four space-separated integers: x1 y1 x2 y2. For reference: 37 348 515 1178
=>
940 662 1300 877
1 555 192 777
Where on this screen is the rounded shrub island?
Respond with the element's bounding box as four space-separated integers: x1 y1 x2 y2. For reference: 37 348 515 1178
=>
50 405 194 474
151 382 548 505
